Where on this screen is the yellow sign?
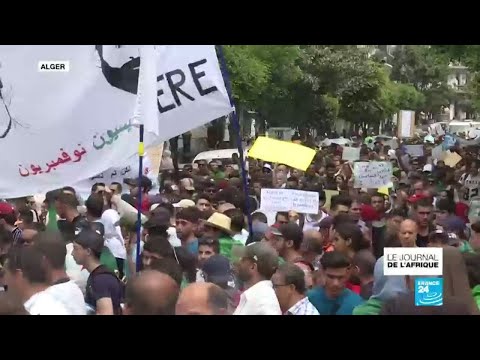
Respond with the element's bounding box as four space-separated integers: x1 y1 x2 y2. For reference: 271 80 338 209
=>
248 136 316 171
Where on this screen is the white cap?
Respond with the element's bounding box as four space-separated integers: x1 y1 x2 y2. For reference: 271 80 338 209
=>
388 149 396 159
172 199 195 208
263 163 272 170
423 164 433 172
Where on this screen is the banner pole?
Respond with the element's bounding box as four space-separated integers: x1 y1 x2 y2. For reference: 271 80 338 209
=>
136 124 144 272
215 45 253 237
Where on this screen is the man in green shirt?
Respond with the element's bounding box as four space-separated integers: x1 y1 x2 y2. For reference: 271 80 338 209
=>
203 213 243 262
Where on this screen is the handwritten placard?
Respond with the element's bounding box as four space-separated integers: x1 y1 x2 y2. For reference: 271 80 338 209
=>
342 147 360 161
398 110 415 138
260 189 319 215
443 151 462 168
353 162 393 189
404 145 424 157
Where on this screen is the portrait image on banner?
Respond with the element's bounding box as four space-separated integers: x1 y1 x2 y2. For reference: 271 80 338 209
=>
0 45 232 198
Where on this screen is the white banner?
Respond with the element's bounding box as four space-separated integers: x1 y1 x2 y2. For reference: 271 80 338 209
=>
72 152 155 198
0 45 231 198
260 189 319 214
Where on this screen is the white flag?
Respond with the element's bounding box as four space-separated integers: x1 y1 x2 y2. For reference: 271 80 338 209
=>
0 45 232 198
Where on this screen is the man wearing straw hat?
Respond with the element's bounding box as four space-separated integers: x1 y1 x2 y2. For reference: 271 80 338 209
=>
203 213 243 262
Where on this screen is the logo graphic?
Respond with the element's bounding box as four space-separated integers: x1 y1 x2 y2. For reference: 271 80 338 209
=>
415 278 443 306
384 247 443 276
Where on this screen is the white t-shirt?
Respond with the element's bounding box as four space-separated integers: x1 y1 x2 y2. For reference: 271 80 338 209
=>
167 227 181 247
24 291 70 315
234 280 281 315
43 280 87 315
101 209 127 260
65 242 89 295
233 229 249 245
460 173 480 201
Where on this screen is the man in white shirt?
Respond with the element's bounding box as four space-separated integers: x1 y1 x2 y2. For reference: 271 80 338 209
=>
460 160 480 201
33 232 86 315
233 242 282 315
4 246 69 315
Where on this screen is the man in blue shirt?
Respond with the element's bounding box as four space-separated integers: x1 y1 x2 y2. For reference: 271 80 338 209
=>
308 251 364 315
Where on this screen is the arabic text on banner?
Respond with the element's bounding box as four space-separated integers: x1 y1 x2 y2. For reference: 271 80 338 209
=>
0 45 232 198
260 189 319 214
353 161 393 189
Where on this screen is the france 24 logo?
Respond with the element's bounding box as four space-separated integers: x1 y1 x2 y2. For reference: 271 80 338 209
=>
415 278 443 307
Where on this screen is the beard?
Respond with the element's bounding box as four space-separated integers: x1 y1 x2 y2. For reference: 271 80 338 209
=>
236 267 252 283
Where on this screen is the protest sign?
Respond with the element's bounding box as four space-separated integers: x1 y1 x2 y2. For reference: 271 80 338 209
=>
444 151 462 168
342 147 360 161
0 45 232 197
260 189 319 214
72 152 155 198
353 162 392 189
323 190 339 210
398 110 415 138
248 137 316 171
404 145 424 157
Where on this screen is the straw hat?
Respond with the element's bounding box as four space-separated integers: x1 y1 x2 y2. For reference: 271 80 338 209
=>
204 212 233 235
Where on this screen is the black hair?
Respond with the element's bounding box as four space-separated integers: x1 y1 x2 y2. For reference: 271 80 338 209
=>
157 203 174 217
176 207 202 224
32 231 66 270
5 246 48 284
18 209 34 225
435 198 455 214
335 222 368 252
198 238 220 254
331 194 352 210
320 251 351 270
413 198 433 210
196 193 212 203
279 223 303 250
326 162 336 170
332 213 356 229
276 263 306 294
149 258 183 287
371 192 385 200
252 212 268 224
387 208 408 219
223 208 245 233
85 193 104 219
275 212 289 222
111 182 123 193
91 183 106 193
174 246 197 283
143 235 175 259
287 176 299 183
55 192 79 209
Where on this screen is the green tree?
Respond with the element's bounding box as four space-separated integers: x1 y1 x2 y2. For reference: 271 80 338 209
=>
390 45 453 119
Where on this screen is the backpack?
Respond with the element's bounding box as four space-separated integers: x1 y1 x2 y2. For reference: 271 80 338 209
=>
86 265 125 315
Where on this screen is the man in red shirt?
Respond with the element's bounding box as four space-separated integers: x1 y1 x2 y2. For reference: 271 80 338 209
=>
124 176 152 213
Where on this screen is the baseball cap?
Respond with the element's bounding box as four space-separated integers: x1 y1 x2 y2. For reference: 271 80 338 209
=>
423 164 433 173
123 176 152 189
180 178 195 191
318 216 334 229
202 255 231 284
172 199 195 208
269 223 282 236
0 202 15 215
408 194 427 204
73 228 104 254
279 222 303 241
438 216 466 234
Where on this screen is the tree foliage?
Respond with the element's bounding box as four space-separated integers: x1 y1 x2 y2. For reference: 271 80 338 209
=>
223 45 440 131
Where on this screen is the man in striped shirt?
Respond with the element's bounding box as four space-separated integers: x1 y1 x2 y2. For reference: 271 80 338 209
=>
0 203 21 245
272 262 319 315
